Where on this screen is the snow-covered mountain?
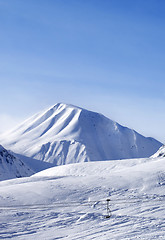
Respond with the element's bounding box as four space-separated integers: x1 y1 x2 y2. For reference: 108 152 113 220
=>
0 145 34 181
0 103 162 166
151 145 165 158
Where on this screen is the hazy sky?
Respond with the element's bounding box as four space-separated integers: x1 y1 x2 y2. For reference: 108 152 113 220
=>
0 0 165 143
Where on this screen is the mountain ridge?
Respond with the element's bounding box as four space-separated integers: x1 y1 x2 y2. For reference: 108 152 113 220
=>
0 103 162 167
0 145 34 181
151 145 165 158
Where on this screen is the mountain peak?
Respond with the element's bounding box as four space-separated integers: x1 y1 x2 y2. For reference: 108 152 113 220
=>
0 104 162 167
49 103 83 111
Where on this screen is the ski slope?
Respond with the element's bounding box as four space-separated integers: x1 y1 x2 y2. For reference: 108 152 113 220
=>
0 156 165 239
0 103 162 167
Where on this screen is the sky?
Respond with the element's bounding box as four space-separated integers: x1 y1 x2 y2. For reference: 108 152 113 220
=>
0 0 165 143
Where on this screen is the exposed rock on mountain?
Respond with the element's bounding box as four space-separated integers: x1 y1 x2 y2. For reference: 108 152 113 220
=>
0 145 34 181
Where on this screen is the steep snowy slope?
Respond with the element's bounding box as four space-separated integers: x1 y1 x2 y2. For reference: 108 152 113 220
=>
0 157 165 239
0 103 162 166
0 145 34 181
151 145 165 158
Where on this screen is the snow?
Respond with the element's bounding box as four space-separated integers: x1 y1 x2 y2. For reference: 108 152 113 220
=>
0 145 34 181
152 145 165 158
0 156 165 239
0 103 162 168
0 103 164 238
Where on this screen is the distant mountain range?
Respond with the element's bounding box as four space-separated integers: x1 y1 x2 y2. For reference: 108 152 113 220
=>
0 103 162 168
0 145 34 181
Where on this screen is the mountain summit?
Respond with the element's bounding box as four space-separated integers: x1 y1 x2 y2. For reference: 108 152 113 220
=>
0 103 162 166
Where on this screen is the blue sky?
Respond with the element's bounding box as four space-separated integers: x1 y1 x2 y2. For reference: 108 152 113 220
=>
0 0 165 142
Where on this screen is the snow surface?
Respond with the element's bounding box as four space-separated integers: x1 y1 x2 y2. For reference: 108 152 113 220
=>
0 145 34 181
0 157 165 239
0 103 162 168
152 145 165 158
